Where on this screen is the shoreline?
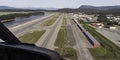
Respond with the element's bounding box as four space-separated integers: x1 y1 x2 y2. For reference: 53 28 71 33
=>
1 19 15 23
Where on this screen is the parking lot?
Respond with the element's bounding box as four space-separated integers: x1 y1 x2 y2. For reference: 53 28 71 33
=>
97 28 120 46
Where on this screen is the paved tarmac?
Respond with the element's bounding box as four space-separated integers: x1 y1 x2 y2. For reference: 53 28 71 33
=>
68 14 94 60
35 14 63 50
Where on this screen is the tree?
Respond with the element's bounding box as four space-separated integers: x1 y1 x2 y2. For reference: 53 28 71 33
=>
97 14 109 23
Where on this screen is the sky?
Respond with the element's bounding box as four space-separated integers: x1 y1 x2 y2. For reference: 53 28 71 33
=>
0 0 120 8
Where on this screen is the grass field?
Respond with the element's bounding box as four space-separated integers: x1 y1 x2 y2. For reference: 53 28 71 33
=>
0 12 29 16
62 16 67 26
54 26 77 60
0 12 14 15
40 15 58 26
82 24 120 60
19 30 45 44
55 27 67 48
56 47 78 60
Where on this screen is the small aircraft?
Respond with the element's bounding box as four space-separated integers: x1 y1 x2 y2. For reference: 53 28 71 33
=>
0 22 63 60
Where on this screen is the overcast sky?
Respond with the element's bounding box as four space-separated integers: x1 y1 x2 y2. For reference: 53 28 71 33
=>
0 0 120 8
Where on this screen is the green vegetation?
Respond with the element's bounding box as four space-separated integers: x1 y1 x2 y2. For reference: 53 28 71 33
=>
97 14 109 23
0 12 29 16
41 16 58 26
55 27 67 48
82 24 120 60
62 16 67 26
19 30 45 44
0 12 44 22
55 26 77 60
1 19 14 22
77 20 88 24
0 12 12 16
56 48 77 60
107 21 118 26
89 47 107 57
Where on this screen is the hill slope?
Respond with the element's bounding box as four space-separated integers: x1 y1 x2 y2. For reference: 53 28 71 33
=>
0 6 15 10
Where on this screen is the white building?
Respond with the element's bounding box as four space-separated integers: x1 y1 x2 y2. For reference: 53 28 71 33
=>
109 26 117 30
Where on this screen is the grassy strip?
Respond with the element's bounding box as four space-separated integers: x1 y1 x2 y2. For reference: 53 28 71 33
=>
0 12 17 16
62 16 67 26
82 24 120 60
55 27 67 48
41 16 58 26
0 12 29 16
0 12 44 20
55 27 77 60
1 19 14 23
19 30 45 44
56 48 78 60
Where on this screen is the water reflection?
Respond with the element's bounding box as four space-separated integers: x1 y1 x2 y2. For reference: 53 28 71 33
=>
3 15 44 27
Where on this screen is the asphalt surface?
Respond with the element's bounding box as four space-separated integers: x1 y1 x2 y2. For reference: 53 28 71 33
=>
0 14 55 42
9 14 55 37
97 28 120 46
66 14 76 47
0 13 95 60
35 14 63 50
66 25 76 47
68 14 94 60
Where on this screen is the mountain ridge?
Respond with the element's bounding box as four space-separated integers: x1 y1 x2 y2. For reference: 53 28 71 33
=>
79 5 120 11
0 6 15 10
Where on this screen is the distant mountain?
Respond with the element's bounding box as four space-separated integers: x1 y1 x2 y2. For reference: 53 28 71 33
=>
79 5 120 11
1 5 120 15
0 6 15 10
45 8 58 10
79 5 96 9
0 6 58 11
21 7 58 10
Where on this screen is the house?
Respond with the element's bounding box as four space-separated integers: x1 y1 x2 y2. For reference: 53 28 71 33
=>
109 26 117 29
